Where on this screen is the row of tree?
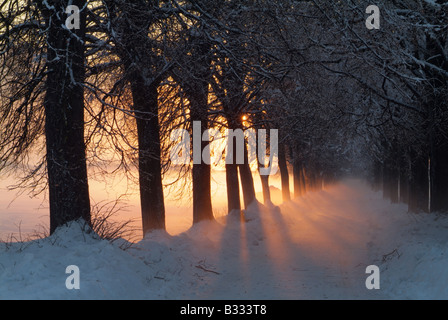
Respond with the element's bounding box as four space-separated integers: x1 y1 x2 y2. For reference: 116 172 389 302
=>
354 0 448 213
1 0 446 237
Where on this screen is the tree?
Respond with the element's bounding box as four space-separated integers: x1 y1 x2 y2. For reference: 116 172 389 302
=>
104 0 169 234
0 0 91 234
41 0 91 233
170 5 215 223
311 0 448 213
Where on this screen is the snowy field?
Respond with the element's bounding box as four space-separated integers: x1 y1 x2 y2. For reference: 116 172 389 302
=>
0 179 447 300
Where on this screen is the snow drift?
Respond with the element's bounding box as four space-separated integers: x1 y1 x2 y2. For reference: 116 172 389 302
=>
1 179 448 300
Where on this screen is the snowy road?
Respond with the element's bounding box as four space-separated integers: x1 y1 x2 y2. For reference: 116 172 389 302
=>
1 179 448 299
135 179 392 299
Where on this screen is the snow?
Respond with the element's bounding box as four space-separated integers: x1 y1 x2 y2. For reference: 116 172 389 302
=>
1 179 448 300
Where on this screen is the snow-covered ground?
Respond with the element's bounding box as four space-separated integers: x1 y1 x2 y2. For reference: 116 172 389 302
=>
1 179 447 300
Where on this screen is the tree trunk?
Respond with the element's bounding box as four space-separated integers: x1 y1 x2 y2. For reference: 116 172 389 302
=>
239 137 256 208
382 153 399 203
408 151 429 213
293 162 306 198
399 158 409 205
226 133 241 214
431 143 448 212
257 139 272 205
390 146 400 203
192 159 214 222
372 160 383 192
293 153 302 199
131 81 166 234
278 143 291 202
259 174 271 205
115 3 166 234
390 167 399 204
382 162 391 200
191 112 214 223
300 165 307 195
43 0 91 234
184 32 214 223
